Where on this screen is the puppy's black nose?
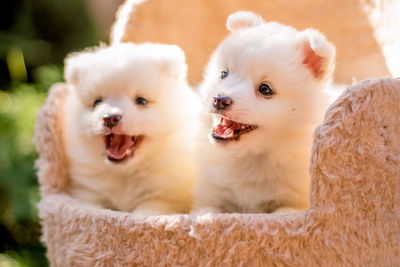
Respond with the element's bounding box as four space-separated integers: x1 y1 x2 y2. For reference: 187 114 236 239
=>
213 95 232 111
103 114 121 128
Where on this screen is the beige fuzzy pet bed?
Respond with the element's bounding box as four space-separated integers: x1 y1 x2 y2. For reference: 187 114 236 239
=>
35 78 400 266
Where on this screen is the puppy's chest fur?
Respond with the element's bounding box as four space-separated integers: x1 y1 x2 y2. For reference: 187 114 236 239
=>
68 161 163 211
205 150 310 213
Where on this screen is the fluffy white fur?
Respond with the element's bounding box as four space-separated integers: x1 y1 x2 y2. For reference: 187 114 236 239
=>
192 11 337 214
63 42 199 215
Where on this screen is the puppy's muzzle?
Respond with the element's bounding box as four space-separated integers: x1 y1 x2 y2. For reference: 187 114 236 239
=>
103 114 121 128
213 95 232 111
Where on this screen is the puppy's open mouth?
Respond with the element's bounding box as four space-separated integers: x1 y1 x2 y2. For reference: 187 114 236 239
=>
211 116 257 142
104 134 143 162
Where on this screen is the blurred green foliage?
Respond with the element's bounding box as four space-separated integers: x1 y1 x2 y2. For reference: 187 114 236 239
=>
0 0 99 265
0 84 46 267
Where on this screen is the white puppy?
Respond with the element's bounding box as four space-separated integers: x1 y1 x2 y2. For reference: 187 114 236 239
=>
63 42 198 215
192 11 336 214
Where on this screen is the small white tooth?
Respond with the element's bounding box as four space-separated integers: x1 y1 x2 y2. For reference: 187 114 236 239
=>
212 116 222 128
109 135 114 145
221 118 228 126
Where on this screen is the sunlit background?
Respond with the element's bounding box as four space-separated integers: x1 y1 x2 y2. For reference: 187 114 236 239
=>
0 0 122 265
2 0 399 265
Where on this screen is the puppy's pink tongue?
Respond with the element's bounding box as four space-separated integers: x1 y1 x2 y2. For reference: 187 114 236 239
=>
214 118 235 137
107 134 133 160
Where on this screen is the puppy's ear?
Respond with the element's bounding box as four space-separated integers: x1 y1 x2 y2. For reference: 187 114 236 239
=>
226 11 264 32
156 45 188 80
296 29 336 80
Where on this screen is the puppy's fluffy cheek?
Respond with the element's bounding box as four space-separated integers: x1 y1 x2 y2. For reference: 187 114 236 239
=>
146 115 177 136
118 115 142 135
253 106 293 129
123 111 173 137
254 99 318 132
79 109 105 137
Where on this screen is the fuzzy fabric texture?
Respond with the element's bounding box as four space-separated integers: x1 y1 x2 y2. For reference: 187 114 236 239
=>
35 83 69 194
35 78 400 266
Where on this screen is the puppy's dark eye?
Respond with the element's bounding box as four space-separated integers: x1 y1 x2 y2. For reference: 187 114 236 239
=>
93 98 102 107
136 97 148 106
220 71 228 80
259 84 274 97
